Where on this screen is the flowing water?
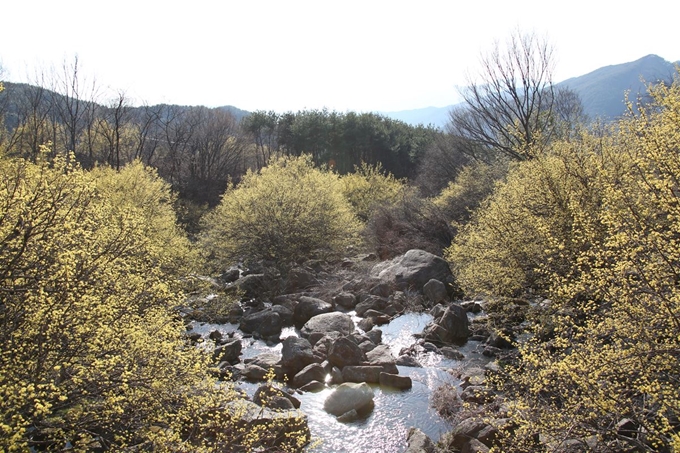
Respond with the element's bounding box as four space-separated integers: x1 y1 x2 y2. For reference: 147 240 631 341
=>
189 312 479 452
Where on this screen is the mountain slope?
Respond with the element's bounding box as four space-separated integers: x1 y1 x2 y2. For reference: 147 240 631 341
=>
558 54 677 119
382 54 678 127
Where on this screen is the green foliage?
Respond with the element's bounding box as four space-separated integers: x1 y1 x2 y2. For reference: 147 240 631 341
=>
201 154 362 270
0 152 307 451
340 162 405 221
450 74 680 451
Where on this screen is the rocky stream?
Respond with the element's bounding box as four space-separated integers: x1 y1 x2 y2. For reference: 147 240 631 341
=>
184 249 508 453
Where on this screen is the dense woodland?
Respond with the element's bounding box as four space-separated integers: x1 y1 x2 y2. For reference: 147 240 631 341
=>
1 31 679 452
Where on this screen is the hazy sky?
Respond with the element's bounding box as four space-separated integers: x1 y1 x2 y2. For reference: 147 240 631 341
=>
1 0 677 113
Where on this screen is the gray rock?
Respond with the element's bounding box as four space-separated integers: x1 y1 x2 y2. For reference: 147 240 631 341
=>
447 419 487 450
333 292 358 309
440 346 465 361
239 309 282 339
293 296 333 327
213 339 242 364
357 317 374 332
298 380 326 393
235 273 272 298
271 305 294 326
405 427 436 453
366 345 399 374
301 312 355 338
341 365 383 383
365 329 382 345
242 364 269 381
323 382 374 416
357 338 377 353
462 438 490 453
228 304 244 323
371 249 454 291
424 304 470 345
429 303 446 319
245 352 281 370
281 336 316 375
253 384 301 409
220 268 241 283
285 267 318 292
423 279 449 304
379 372 412 390
223 399 309 448
396 355 422 367
293 363 327 388
328 337 366 369
336 409 360 423
355 296 388 317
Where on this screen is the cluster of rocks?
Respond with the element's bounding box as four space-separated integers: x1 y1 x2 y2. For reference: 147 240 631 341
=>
186 249 521 449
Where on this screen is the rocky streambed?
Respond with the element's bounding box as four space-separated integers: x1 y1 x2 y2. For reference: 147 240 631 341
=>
184 249 510 452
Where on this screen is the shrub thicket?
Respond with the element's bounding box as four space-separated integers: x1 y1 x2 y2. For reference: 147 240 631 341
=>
201 154 361 270
340 162 405 222
448 75 680 451
0 150 307 451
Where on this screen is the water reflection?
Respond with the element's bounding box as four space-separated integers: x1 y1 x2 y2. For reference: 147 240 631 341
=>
190 313 460 452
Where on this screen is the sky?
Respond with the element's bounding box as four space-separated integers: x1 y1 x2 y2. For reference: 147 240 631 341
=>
1 0 677 113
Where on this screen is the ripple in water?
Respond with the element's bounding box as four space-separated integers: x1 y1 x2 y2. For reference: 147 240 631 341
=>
190 313 459 452
299 366 455 453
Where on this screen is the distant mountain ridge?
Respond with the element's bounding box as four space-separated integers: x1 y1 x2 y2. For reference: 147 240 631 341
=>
559 54 677 119
380 54 679 128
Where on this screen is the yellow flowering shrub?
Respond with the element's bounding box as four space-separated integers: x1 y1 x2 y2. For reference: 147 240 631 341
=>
201 154 361 270
445 139 602 297
432 158 508 228
340 162 405 222
0 152 308 451
450 75 680 451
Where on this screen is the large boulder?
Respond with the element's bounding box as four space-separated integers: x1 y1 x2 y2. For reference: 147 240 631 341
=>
239 309 282 339
365 345 399 374
423 279 449 304
328 337 366 369
281 336 316 376
333 291 358 309
285 267 319 292
341 365 383 383
246 352 281 370
371 249 453 291
405 427 436 453
301 312 355 338
379 372 412 390
323 382 374 416
253 384 301 409
235 273 274 298
423 303 470 345
354 296 388 317
293 363 328 388
224 399 310 448
293 296 334 327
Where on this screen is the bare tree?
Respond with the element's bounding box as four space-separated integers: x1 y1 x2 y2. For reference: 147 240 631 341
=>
98 90 131 170
51 56 99 155
449 30 559 160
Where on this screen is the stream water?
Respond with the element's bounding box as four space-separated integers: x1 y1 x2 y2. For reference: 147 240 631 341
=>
189 312 481 452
